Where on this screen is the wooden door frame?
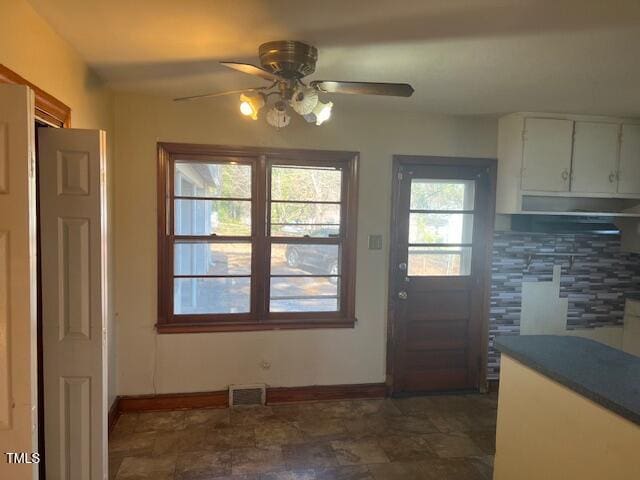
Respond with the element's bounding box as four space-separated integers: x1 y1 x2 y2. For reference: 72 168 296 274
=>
386 155 497 396
0 64 71 127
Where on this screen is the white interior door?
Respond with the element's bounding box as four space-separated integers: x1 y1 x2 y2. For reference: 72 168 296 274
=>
0 84 39 480
38 128 108 480
521 118 574 192
571 121 620 194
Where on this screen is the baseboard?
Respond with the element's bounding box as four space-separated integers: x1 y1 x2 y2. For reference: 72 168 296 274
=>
267 383 386 404
117 390 228 413
108 398 120 435
113 382 387 415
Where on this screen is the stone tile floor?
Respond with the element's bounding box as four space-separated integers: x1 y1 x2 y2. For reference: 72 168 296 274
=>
110 393 497 480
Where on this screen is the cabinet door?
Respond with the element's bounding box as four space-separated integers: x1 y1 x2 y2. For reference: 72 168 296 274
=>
618 124 640 194
571 121 620 194
522 118 573 192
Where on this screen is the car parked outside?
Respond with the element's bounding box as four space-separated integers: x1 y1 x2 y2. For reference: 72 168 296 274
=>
283 228 340 284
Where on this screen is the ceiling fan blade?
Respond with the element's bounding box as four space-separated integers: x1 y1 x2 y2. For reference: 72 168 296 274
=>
220 61 284 82
311 80 414 97
173 88 263 102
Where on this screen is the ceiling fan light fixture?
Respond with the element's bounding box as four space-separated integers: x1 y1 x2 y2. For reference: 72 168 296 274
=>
239 92 265 120
290 86 319 115
266 101 291 128
304 100 333 126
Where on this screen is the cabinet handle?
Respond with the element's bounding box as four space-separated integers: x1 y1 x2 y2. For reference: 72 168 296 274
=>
561 169 569 181
609 172 616 183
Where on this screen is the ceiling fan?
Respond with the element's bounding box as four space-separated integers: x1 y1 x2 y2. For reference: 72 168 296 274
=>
174 40 414 128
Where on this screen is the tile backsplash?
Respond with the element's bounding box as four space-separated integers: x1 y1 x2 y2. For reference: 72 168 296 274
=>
489 231 640 379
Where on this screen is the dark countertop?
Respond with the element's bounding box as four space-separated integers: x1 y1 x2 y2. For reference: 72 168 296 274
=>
626 294 640 302
495 335 640 426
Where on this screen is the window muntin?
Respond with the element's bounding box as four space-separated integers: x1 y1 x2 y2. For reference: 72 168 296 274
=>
158 145 357 331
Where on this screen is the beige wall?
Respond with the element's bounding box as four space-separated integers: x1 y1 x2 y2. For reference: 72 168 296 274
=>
113 92 497 395
0 0 112 130
0 0 116 406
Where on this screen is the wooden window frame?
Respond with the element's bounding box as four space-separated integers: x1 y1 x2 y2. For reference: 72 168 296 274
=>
157 142 359 333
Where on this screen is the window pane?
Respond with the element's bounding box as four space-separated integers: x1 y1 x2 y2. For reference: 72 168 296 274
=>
175 161 251 198
270 243 339 276
270 276 339 312
408 246 472 276
175 243 251 275
175 199 251 236
271 165 342 202
409 213 474 244
174 277 250 314
271 203 340 236
410 179 475 210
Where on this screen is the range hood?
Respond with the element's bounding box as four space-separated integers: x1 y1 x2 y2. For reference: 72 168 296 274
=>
511 214 620 234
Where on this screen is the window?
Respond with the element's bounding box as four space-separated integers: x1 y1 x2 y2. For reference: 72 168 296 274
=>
407 179 475 276
157 143 358 332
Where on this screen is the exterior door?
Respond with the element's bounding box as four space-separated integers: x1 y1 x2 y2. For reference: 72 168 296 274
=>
0 84 39 480
38 128 108 480
388 156 496 394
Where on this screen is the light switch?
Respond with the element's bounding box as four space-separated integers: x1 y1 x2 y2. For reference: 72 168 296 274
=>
368 234 383 250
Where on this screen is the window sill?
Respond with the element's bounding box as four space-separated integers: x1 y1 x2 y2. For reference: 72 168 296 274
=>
156 318 357 334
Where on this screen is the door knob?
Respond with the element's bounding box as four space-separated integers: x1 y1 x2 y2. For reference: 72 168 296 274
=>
398 291 408 300
398 262 407 271
561 169 569 181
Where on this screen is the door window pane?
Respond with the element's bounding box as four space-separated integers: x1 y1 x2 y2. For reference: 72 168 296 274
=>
175 199 251 236
409 213 474 244
271 165 342 202
271 244 339 276
175 243 251 275
174 277 250 314
410 179 475 210
270 277 339 312
175 161 251 198
408 246 472 276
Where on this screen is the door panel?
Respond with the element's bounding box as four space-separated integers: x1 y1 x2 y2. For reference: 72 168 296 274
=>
571 121 620 194
39 128 108 480
522 118 573 192
389 157 495 394
0 84 38 480
618 124 640 194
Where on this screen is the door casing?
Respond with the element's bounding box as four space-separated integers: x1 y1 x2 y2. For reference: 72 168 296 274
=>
386 155 497 396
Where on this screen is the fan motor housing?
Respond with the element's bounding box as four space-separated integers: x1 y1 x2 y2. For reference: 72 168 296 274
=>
259 40 318 79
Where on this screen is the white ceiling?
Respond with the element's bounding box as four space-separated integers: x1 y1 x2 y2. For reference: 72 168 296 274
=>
28 0 640 116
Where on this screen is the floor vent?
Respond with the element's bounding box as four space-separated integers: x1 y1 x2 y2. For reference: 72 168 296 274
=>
229 384 266 407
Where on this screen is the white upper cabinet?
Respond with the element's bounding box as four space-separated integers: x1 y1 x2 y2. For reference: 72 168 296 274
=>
571 122 620 194
618 124 640 195
496 113 640 215
522 118 573 192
